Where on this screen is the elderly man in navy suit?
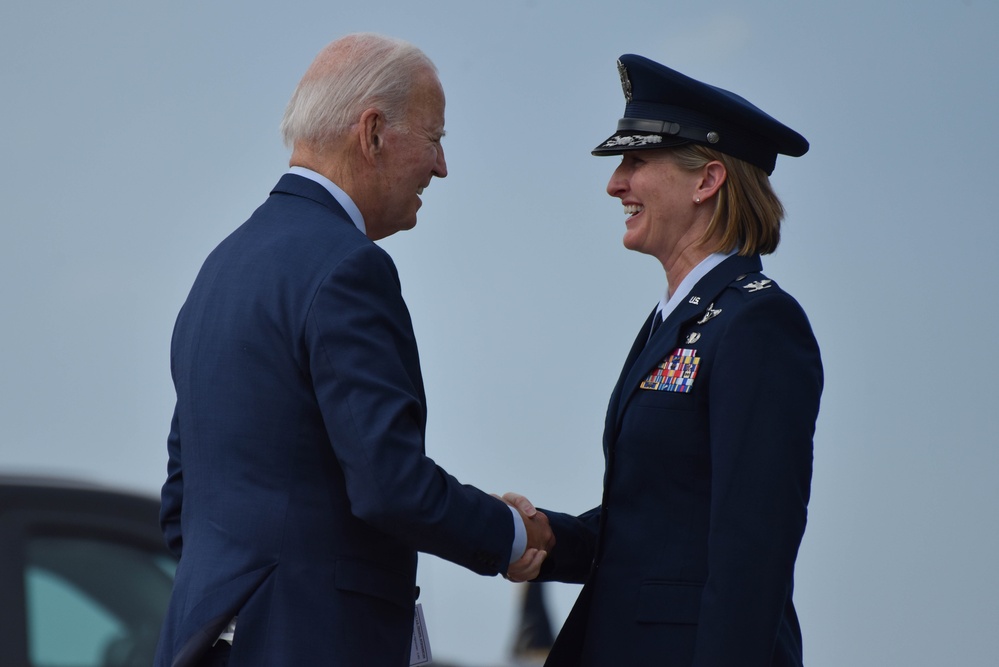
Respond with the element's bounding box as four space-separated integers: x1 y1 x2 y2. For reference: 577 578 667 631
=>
154 33 552 667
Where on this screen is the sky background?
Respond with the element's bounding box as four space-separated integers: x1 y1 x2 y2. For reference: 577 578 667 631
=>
2 1 997 665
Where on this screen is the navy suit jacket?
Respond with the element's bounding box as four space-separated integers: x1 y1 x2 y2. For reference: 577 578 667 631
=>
154 174 513 667
539 254 822 667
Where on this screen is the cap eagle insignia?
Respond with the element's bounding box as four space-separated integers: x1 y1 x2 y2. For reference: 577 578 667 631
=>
617 59 633 102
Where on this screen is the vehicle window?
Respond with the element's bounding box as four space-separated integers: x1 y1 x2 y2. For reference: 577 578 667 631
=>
24 536 173 667
25 565 121 665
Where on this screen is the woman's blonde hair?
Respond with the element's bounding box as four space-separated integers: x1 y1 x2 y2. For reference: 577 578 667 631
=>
669 143 785 255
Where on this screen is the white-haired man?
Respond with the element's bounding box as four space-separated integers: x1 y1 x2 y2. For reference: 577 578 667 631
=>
155 34 552 667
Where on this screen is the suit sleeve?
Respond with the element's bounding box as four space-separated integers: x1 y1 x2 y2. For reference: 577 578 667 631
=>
305 243 513 575
160 406 184 557
693 293 822 666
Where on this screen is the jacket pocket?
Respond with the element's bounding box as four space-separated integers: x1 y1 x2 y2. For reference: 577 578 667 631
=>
334 559 415 610
633 387 699 411
636 581 703 624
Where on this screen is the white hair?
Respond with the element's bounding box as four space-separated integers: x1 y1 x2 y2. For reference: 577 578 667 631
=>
280 33 437 149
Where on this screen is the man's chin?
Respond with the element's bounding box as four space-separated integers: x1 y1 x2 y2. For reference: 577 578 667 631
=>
397 217 418 234
368 218 417 241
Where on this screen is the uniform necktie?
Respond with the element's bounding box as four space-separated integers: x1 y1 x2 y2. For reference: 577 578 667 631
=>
648 313 664 341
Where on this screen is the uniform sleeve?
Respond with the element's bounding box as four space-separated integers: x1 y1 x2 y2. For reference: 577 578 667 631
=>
693 293 822 665
535 506 601 584
306 243 514 575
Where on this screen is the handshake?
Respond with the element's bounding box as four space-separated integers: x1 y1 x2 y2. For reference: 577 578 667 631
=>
500 492 555 582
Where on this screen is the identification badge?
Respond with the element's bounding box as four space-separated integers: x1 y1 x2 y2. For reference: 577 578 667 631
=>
639 348 700 393
410 603 433 666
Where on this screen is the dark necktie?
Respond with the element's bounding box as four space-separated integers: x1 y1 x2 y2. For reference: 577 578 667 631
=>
648 313 664 341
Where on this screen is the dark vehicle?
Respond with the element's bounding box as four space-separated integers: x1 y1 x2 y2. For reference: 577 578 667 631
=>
0 476 176 667
0 475 553 667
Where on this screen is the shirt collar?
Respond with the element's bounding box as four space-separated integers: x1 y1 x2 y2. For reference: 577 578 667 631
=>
287 166 366 235
655 251 737 323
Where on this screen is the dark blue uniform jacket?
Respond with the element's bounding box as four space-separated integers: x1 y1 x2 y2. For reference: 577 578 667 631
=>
541 253 823 667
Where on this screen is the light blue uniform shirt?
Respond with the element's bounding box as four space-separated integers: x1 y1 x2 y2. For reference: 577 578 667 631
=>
653 251 736 324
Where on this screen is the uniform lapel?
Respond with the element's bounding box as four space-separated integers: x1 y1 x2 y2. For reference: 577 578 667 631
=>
604 306 658 447
612 254 763 431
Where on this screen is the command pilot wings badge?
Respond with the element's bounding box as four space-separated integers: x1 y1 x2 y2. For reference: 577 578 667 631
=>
696 303 721 325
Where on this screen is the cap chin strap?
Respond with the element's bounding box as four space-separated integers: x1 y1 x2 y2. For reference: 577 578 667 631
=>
616 118 719 146
614 117 776 173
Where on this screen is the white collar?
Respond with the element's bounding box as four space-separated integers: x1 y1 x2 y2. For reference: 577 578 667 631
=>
655 251 736 323
287 166 366 235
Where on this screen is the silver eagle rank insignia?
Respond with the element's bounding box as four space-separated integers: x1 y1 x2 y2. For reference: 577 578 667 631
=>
743 279 773 293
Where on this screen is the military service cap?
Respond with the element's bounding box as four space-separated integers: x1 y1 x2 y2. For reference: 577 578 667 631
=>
592 54 808 175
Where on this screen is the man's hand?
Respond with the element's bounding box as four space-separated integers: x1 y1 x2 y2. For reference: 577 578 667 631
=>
505 492 555 552
501 491 555 582
507 547 546 583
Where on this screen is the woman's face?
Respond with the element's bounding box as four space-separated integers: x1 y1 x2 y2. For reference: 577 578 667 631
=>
606 150 703 263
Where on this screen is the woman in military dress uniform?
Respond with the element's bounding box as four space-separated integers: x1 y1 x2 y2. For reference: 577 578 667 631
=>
509 55 823 667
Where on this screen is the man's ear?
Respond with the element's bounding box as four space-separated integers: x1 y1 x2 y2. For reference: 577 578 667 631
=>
358 107 385 164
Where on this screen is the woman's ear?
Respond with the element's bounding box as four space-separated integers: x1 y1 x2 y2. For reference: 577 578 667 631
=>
696 160 727 202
